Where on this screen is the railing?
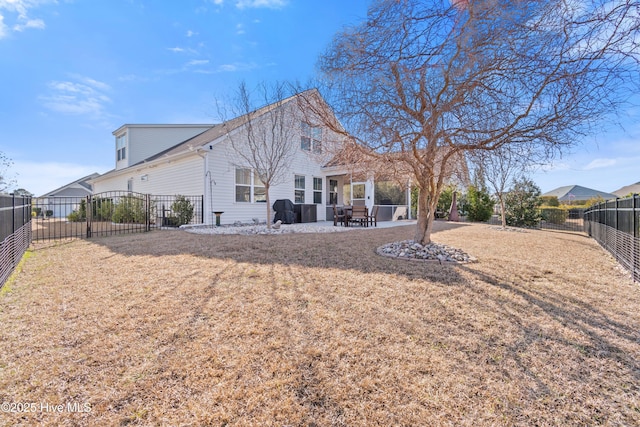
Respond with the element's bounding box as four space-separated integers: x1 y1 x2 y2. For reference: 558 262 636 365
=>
485 208 585 233
32 193 204 241
584 195 640 282
0 194 32 288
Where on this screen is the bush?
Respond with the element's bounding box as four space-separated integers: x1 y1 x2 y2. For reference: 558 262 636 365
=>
505 177 542 227
539 196 560 207
171 195 194 226
92 197 114 221
67 211 85 222
466 185 494 222
67 199 87 222
540 207 568 224
112 195 146 224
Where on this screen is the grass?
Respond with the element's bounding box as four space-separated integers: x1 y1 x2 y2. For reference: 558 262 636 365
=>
0 222 638 426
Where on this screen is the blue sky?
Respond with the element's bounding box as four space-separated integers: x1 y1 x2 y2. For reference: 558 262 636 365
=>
0 0 638 197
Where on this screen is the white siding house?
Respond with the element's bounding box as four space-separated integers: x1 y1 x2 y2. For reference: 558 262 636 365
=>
90 90 359 225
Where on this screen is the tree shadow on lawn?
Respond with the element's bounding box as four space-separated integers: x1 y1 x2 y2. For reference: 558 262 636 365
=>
457 263 640 404
87 221 474 286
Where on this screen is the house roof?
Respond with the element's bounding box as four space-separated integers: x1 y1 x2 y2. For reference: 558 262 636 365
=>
542 185 617 202
39 172 100 198
612 181 640 197
128 89 321 167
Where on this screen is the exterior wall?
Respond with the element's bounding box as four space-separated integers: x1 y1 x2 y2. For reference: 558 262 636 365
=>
115 125 211 170
93 155 205 197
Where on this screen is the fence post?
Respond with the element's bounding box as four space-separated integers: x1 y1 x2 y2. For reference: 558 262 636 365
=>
146 194 151 232
86 195 92 238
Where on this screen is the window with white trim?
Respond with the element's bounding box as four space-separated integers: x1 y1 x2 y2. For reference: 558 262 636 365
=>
313 177 322 204
294 175 305 203
328 179 338 205
301 122 322 153
116 134 127 161
236 168 266 203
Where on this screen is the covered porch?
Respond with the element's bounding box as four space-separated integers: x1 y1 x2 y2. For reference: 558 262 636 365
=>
323 172 412 225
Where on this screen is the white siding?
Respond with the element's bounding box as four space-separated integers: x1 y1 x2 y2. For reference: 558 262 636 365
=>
114 125 211 170
93 155 205 197
205 133 331 225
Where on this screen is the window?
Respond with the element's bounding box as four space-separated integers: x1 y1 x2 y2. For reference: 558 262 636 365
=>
235 168 251 202
116 134 127 161
313 177 322 204
236 168 266 203
253 171 266 203
127 178 133 192
295 175 305 203
301 122 322 153
328 179 338 205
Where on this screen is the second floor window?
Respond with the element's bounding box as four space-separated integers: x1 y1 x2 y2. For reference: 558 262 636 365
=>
301 122 322 153
116 134 127 161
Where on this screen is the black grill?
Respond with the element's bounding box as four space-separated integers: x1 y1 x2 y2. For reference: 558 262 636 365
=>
273 199 295 224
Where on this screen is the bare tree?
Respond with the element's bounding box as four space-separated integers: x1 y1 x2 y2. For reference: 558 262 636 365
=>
0 151 15 194
469 144 535 228
306 0 639 245
219 82 299 228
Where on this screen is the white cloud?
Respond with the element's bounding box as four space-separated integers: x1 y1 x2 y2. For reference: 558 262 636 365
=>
186 59 209 66
0 0 53 37
235 0 287 9
236 23 244 34
584 158 616 170
39 76 112 117
13 17 44 31
0 14 8 38
186 30 196 37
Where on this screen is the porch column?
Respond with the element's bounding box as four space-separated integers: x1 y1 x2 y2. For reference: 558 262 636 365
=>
365 173 375 212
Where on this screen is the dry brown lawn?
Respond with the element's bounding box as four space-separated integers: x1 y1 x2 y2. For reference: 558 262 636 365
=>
1 222 639 426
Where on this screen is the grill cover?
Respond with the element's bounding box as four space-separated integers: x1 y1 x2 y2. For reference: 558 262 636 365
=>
273 199 295 224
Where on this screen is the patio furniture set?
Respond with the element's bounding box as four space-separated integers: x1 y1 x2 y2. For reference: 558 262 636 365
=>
332 204 379 227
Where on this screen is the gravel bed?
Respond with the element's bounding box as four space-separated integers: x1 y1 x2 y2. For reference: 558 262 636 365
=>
184 223 360 235
377 239 476 263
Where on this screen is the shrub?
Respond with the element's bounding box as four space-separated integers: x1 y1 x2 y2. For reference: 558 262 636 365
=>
67 211 84 222
112 195 146 224
540 207 568 225
505 177 542 227
45 210 53 217
171 195 194 226
92 197 114 221
539 196 560 207
466 185 494 222
67 199 87 222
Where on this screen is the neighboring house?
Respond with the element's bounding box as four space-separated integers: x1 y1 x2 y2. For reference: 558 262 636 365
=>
542 185 617 203
92 90 408 225
37 172 100 218
612 181 640 198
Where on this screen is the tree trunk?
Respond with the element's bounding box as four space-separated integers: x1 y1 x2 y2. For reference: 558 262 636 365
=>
499 195 506 228
413 187 435 245
265 183 271 229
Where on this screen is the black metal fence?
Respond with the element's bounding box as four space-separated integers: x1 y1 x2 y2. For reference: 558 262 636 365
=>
1 194 32 288
485 208 585 233
584 195 640 282
32 192 203 241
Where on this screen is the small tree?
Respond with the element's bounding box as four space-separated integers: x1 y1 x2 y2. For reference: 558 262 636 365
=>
505 178 542 227
219 82 300 228
466 185 494 222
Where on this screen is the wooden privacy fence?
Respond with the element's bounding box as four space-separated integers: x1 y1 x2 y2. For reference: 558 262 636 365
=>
584 194 640 282
0 194 32 288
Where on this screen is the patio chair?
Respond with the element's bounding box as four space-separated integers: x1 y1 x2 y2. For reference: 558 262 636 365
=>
367 205 379 227
332 204 346 226
350 205 368 227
